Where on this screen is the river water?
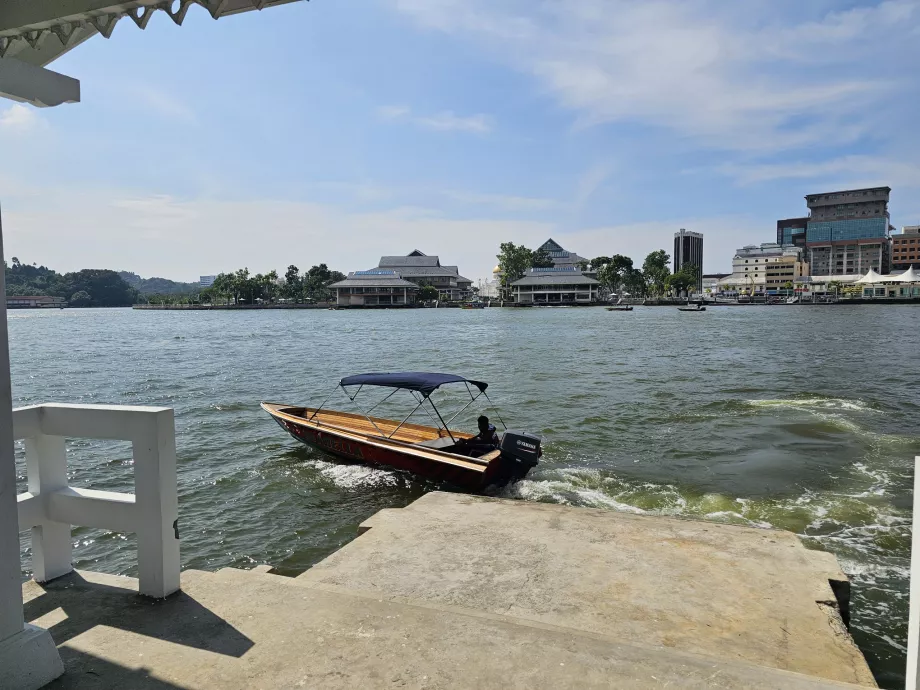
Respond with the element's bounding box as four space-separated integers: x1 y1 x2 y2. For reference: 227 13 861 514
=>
11 306 919 687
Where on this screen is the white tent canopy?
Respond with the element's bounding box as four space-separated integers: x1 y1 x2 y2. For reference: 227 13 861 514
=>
890 266 920 283
855 269 884 284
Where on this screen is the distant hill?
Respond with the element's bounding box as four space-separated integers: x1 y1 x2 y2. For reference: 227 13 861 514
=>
118 272 200 295
5 259 139 307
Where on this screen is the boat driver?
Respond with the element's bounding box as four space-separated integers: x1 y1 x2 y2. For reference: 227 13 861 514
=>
456 415 500 457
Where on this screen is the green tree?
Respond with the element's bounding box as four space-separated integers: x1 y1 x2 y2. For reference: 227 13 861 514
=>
496 243 533 289
642 250 671 297
283 265 302 301
597 254 634 294
590 256 611 271
418 285 439 301
622 267 645 297
530 248 554 268
57 269 139 306
69 290 91 307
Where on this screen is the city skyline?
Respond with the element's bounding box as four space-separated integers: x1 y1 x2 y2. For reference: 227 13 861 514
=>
1 0 919 283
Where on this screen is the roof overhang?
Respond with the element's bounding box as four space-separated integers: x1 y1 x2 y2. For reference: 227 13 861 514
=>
0 0 302 106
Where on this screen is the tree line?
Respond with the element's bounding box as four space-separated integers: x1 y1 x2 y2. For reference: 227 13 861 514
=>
5 258 139 307
144 264 348 305
496 244 700 297
589 251 699 297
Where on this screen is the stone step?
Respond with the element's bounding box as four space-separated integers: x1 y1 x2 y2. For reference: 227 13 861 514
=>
290 491 874 687
25 568 872 689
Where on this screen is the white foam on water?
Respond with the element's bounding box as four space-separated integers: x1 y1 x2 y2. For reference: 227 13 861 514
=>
306 459 400 489
747 397 875 413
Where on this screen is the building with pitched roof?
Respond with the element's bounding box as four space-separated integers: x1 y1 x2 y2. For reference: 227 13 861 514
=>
536 239 590 271
327 271 420 307
509 267 600 304
372 251 473 301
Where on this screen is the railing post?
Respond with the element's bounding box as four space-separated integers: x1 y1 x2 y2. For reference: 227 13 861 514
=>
906 455 920 690
24 434 72 582
132 408 179 598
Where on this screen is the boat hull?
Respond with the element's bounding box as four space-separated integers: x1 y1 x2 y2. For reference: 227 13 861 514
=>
262 403 528 492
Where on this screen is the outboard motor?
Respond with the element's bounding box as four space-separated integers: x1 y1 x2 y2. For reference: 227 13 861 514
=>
499 430 542 472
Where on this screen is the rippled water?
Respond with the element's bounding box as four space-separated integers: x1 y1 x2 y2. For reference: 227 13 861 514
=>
11 306 920 688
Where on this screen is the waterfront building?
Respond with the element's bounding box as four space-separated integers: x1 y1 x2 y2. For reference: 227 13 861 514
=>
509 266 600 304
702 273 729 294
805 187 893 276
891 226 920 271
199 275 216 288
717 243 805 293
372 251 473 301
6 295 66 309
327 270 419 307
776 217 809 248
673 229 703 292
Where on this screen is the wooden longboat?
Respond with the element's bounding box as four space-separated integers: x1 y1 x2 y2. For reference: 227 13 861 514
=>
262 404 522 492
262 372 542 493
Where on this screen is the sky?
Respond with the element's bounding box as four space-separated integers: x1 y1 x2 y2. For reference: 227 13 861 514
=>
1 0 919 283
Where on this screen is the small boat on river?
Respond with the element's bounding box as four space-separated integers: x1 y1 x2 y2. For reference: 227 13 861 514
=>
678 303 706 312
606 305 633 311
262 372 542 492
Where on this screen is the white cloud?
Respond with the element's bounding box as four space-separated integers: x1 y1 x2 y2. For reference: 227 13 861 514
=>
377 104 491 133
0 104 45 133
389 0 920 151
2 180 750 283
718 156 920 189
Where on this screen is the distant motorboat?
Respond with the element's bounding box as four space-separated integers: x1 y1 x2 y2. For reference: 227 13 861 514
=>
678 304 706 312
606 306 633 311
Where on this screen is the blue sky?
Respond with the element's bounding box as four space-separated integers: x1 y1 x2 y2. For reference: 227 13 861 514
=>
2 0 919 282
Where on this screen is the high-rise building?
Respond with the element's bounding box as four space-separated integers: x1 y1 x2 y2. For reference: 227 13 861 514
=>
804 187 892 276
776 217 809 248
891 226 920 271
199 275 216 287
673 229 703 291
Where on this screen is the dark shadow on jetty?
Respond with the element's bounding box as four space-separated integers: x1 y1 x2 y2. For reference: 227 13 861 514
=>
24 571 254 658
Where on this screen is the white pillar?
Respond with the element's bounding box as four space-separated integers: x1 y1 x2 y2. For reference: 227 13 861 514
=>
24 435 72 582
0 202 64 688
132 409 179 598
906 455 920 690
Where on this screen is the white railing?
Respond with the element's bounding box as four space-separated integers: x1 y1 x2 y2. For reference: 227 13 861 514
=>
907 456 920 689
14 404 179 598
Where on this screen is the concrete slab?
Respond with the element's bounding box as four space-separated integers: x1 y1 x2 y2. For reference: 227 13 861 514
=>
296 492 875 687
24 569 868 689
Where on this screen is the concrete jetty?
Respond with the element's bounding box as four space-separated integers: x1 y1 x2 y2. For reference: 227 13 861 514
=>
22 492 876 689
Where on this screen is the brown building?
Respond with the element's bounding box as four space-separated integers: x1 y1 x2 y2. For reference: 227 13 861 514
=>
6 295 66 309
891 226 920 271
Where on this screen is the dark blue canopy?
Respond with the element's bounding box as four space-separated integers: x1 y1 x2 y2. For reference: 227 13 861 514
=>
339 372 488 396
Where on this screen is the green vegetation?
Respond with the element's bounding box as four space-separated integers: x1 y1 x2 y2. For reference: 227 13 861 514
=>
666 263 699 296
119 272 200 296
496 242 557 289
186 264 346 306
641 250 672 296
5 258 139 307
418 285 439 301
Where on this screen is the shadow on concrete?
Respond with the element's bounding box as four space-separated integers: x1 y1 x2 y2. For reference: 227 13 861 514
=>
47 649 191 689
24 572 254 658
